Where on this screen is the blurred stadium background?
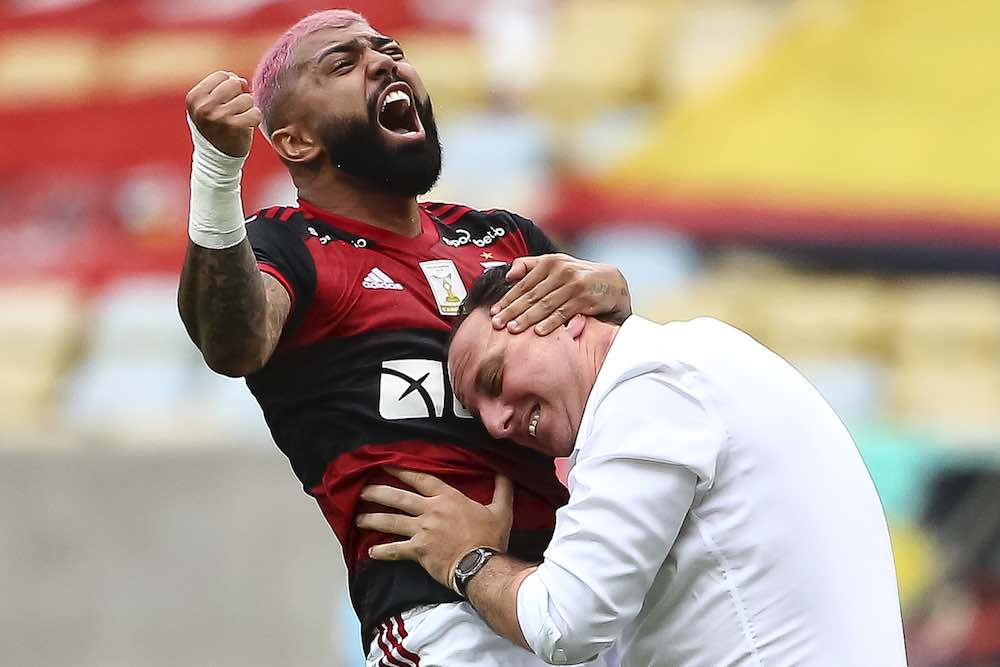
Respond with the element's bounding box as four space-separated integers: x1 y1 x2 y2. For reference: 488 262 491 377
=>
1 0 998 665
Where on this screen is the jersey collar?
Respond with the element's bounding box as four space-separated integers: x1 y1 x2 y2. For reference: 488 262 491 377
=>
298 198 440 251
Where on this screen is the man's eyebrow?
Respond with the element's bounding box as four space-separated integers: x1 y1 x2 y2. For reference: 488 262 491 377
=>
371 36 398 49
474 352 504 395
315 36 399 65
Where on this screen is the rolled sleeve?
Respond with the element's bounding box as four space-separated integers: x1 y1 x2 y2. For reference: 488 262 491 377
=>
518 571 581 664
515 371 724 663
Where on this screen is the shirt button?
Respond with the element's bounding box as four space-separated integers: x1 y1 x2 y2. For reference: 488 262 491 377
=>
551 648 568 665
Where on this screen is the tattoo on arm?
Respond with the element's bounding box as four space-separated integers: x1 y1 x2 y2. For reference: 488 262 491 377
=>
590 282 611 297
587 280 630 324
178 239 290 376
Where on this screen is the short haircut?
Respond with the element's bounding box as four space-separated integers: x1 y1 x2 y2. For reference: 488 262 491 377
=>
252 9 367 135
448 264 514 347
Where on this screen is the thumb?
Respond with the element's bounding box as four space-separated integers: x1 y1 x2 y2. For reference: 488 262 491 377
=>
489 474 514 512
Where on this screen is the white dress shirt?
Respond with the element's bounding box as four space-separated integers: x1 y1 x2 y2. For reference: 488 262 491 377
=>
516 316 907 666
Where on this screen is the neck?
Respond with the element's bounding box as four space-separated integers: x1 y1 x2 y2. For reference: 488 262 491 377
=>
295 170 422 237
583 320 620 388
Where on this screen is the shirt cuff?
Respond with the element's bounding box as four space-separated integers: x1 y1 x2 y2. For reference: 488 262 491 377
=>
517 570 571 665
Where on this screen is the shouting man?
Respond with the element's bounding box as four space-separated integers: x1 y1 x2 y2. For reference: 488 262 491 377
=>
178 10 629 667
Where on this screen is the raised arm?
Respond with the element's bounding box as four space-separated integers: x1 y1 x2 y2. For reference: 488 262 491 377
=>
177 71 290 377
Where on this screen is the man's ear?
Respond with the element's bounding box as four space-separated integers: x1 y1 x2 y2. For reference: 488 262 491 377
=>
566 313 586 340
270 123 322 164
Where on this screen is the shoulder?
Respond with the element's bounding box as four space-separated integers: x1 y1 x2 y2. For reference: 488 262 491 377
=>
580 369 726 496
585 316 766 451
421 201 540 251
246 204 310 228
584 316 734 445
421 201 554 254
611 316 760 371
422 201 533 229
246 205 368 250
245 205 311 241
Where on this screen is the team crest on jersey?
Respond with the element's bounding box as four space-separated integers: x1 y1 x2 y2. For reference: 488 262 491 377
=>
419 259 467 316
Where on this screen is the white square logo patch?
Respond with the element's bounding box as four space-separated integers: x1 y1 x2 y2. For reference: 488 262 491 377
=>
379 359 446 420
419 259 467 316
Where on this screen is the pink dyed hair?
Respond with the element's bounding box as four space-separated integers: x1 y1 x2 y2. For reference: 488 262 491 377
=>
252 9 367 134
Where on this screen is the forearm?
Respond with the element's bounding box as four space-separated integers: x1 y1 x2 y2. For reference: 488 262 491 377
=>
466 554 537 651
178 239 272 376
178 110 282 377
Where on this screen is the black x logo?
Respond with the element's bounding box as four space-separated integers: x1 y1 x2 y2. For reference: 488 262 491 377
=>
380 368 436 417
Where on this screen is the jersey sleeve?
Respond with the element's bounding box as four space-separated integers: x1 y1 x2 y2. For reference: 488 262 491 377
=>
507 211 562 255
245 213 317 335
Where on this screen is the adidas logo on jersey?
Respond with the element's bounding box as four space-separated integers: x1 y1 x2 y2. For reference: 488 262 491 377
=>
363 267 404 291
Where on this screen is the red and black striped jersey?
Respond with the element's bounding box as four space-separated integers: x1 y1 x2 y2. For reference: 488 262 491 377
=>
243 198 569 649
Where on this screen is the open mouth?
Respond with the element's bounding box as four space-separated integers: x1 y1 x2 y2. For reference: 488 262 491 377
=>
375 81 424 139
527 403 541 438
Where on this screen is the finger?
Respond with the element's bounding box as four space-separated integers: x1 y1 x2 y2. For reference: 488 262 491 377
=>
206 76 246 105
230 107 263 128
531 291 589 336
188 71 232 100
216 92 255 117
489 475 514 511
491 257 544 319
355 512 419 537
359 484 428 515
497 277 570 333
384 467 452 496
502 256 536 284
369 539 418 562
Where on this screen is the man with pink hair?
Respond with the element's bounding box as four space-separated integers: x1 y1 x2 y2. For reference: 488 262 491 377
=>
178 8 628 666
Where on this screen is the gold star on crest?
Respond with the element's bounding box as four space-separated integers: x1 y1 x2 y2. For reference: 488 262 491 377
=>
480 251 493 260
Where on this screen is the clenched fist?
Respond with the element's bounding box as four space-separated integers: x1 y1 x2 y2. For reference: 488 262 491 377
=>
186 71 262 158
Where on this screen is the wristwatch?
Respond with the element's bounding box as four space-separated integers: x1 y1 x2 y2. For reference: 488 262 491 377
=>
452 547 499 598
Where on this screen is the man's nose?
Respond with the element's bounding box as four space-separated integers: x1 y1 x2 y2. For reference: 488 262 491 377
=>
481 401 514 440
366 48 398 81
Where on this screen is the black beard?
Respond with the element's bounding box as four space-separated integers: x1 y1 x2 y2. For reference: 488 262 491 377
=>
318 95 442 198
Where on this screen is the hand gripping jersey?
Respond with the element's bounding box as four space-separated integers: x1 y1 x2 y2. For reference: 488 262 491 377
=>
244 199 569 649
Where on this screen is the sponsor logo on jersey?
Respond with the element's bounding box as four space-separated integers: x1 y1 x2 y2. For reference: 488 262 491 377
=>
306 225 333 245
362 267 404 291
378 359 473 420
419 259 467 316
440 225 506 249
379 359 445 419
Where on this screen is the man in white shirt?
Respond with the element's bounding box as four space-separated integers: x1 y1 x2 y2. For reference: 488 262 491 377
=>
357 265 908 667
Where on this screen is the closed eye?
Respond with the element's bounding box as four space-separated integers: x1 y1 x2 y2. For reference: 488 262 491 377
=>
489 369 503 398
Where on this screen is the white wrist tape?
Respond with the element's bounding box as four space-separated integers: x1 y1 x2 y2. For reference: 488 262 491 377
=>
187 113 249 249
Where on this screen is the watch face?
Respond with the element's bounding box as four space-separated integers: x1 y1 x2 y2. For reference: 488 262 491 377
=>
457 549 483 573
